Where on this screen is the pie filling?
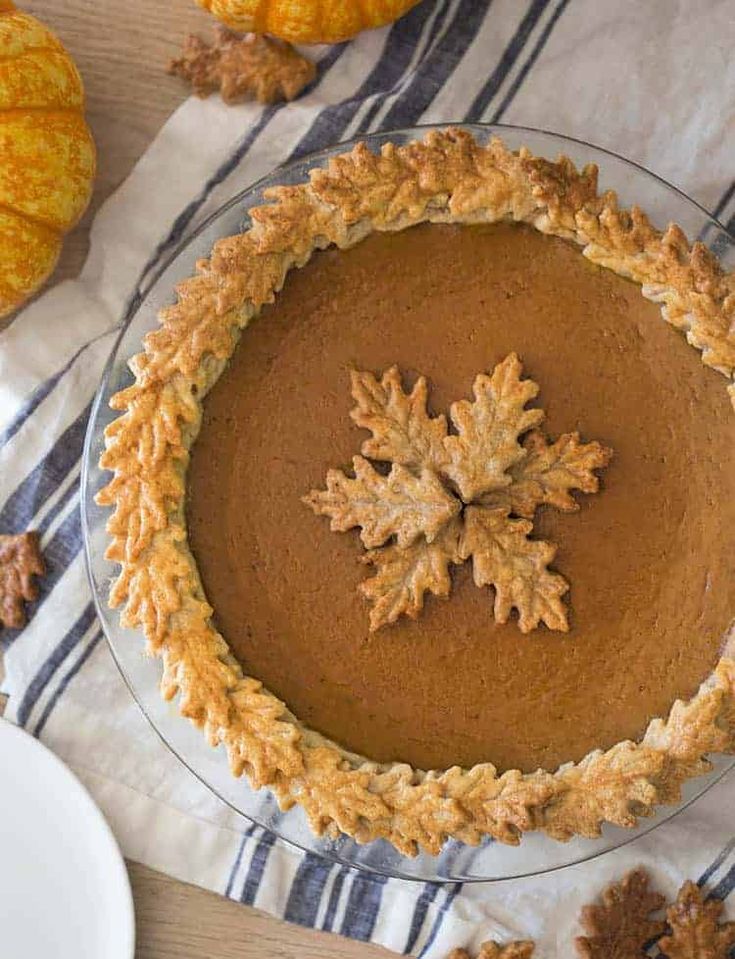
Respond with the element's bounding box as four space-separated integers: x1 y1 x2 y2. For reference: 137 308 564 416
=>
186 221 735 774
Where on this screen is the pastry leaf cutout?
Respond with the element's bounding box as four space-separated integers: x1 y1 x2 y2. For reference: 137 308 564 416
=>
460 506 568 633
448 941 535 959
168 27 316 105
443 353 544 502
0 532 45 630
350 366 449 473
659 881 735 959
303 456 460 549
304 356 611 632
575 868 666 959
360 520 462 631
483 430 613 519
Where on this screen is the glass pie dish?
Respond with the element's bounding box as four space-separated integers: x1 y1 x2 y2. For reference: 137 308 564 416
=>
82 123 735 882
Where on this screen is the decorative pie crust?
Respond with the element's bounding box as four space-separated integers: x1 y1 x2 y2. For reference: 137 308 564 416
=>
97 129 735 857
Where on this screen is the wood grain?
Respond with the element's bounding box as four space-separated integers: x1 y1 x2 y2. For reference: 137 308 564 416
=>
130 862 388 959
3 2 384 956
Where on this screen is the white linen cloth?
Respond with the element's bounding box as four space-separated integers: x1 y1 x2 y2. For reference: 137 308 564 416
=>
2 2 734 955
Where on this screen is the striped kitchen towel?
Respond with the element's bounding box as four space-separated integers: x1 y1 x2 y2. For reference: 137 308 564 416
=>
2 1 735 955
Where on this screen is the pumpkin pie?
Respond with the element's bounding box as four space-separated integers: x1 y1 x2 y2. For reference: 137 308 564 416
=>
98 129 735 856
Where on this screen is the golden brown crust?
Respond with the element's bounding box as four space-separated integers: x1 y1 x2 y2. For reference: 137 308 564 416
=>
97 128 735 856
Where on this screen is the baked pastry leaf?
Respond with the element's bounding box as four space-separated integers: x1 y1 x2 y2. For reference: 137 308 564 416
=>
482 430 613 519
443 353 544 503
168 27 316 105
302 455 460 549
659 881 735 959
459 505 568 633
360 518 462 631
0 531 45 630
350 366 449 473
448 941 535 959
543 741 662 840
574 868 666 959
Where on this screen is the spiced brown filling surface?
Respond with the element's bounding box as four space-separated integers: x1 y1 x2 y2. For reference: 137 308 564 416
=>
187 222 735 773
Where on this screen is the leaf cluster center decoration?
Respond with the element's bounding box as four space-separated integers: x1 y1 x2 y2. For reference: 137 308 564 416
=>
304 354 612 633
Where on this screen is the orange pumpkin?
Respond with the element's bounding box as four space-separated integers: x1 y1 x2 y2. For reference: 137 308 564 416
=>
196 0 424 44
0 0 95 318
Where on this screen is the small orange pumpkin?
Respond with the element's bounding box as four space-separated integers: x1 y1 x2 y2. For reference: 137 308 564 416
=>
196 0 424 45
0 0 96 318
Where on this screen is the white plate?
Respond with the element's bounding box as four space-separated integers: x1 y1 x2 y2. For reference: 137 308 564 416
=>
0 720 135 959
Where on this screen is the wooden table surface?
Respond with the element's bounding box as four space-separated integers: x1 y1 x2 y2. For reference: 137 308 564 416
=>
4 2 389 956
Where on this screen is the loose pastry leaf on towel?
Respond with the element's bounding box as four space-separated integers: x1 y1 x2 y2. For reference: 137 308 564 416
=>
168 27 316 105
0 531 45 630
575 868 666 959
448 941 535 959
659 881 735 959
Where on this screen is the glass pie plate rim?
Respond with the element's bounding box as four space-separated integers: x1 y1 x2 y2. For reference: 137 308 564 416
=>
81 122 735 884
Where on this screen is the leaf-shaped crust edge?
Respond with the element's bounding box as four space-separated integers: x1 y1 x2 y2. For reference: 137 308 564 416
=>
96 128 735 857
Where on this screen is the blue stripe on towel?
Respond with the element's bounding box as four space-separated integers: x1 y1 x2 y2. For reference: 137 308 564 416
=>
404 883 443 953
340 872 390 941
699 838 735 887
491 0 572 123
418 883 464 957
293 0 443 158
0 401 91 531
708 858 735 902
239 828 277 905
0 336 105 451
284 853 336 926
33 628 103 737
16 602 97 727
225 823 259 898
322 865 350 931
464 0 550 121
381 0 490 131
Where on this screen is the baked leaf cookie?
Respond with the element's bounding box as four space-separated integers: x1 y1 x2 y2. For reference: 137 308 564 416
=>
483 429 612 519
659 881 735 959
448 941 535 959
459 505 567 633
574 869 666 959
168 27 316 104
0 532 45 630
305 354 610 632
303 455 460 549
